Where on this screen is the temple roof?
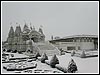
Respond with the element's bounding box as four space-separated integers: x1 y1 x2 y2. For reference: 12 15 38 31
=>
23 24 30 33
62 35 98 39
15 26 22 36
8 26 14 37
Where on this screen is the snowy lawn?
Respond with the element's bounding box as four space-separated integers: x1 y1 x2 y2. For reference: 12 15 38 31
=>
55 53 98 73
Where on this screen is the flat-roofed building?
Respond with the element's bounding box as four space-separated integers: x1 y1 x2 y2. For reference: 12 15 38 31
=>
49 35 98 51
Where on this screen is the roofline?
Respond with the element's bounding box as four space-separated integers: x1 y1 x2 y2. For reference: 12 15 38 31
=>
49 34 98 41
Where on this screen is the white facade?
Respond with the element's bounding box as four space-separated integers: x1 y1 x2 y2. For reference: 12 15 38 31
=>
50 35 98 51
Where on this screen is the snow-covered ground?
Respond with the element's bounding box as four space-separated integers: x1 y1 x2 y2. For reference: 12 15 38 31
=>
55 53 98 73
3 52 29 58
2 60 63 73
2 52 63 73
2 52 99 74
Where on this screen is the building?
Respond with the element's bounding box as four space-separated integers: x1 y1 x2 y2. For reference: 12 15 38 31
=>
49 35 98 51
6 23 45 52
3 23 60 56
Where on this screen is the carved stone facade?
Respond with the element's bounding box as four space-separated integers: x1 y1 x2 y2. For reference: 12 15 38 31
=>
3 23 60 56
6 24 45 52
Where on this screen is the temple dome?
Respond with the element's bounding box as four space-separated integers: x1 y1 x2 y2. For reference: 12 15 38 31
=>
29 30 40 36
26 39 34 45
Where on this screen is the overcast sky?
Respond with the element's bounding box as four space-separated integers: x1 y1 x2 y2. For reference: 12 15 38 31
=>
2 2 98 41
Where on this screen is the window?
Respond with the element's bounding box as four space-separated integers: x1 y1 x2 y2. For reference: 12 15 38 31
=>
84 38 86 42
67 46 76 50
67 39 73 42
78 46 80 50
74 39 76 42
90 39 92 42
87 38 89 42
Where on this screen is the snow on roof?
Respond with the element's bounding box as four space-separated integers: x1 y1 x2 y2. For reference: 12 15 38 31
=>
50 35 98 41
62 35 98 39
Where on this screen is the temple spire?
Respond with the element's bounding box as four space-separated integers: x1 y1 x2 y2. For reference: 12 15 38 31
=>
8 26 14 38
39 25 43 34
23 23 28 31
23 22 30 33
32 25 35 31
18 25 21 33
30 22 32 30
30 22 35 31
15 26 21 36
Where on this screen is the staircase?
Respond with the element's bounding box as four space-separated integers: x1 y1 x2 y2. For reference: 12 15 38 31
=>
36 41 60 56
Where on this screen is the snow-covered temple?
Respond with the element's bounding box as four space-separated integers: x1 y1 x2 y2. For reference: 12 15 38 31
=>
2 23 60 56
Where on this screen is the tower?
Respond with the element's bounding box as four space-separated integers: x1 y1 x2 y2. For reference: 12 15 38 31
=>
15 26 21 37
13 26 22 51
39 25 43 34
22 23 30 51
23 23 30 33
7 26 14 50
8 26 14 38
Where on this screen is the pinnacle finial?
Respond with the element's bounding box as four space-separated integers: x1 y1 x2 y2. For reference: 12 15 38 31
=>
39 25 43 34
32 25 35 31
40 25 43 28
30 22 32 30
16 22 18 25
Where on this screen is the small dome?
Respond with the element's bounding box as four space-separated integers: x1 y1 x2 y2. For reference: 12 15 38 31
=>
26 39 34 45
29 30 40 35
23 30 27 34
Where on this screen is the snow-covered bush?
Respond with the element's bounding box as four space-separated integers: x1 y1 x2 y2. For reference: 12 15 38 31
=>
35 52 41 59
37 57 42 61
11 54 14 57
12 50 17 53
62 52 65 55
80 50 86 58
41 53 48 63
45 60 50 65
55 65 67 73
50 54 59 68
18 51 22 54
7 49 12 52
67 59 78 73
71 50 75 56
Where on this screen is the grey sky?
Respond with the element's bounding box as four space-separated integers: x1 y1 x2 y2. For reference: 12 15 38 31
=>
2 2 98 41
